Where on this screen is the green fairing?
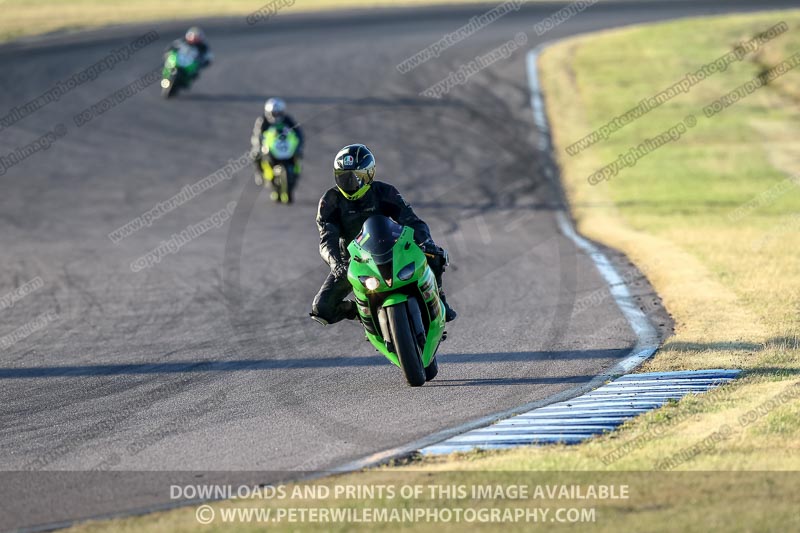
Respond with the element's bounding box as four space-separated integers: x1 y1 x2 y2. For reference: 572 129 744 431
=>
163 50 200 77
257 126 300 203
161 52 177 78
263 127 300 160
382 293 409 306
161 48 201 98
347 226 445 370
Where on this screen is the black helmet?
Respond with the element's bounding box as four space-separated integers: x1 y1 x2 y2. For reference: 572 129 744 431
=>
334 144 375 200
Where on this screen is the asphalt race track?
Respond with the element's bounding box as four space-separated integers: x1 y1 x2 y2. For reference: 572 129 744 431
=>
0 0 792 529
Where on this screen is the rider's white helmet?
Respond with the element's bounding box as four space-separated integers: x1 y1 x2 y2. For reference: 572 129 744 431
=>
264 98 287 122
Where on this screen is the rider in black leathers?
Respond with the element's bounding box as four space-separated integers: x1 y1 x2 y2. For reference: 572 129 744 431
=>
311 144 457 325
250 97 304 199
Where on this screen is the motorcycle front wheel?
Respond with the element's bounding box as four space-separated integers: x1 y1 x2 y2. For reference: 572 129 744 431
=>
385 304 426 387
425 356 438 381
161 71 178 99
273 165 292 204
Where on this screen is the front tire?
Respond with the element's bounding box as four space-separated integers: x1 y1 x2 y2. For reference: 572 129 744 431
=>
285 167 296 204
161 72 178 99
425 356 438 381
275 165 291 204
386 304 426 387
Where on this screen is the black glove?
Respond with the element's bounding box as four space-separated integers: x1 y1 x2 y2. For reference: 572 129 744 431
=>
419 239 448 265
331 262 348 281
440 247 450 267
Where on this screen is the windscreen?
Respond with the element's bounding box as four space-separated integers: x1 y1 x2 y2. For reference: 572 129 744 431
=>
356 215 403 264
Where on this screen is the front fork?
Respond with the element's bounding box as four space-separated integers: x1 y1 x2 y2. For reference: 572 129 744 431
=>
373 297 434 368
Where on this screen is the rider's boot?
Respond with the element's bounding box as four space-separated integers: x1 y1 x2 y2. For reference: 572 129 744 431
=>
310 300 357 326
439 290 457 322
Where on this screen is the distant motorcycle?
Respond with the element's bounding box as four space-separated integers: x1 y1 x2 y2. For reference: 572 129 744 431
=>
161 44 200 98
254 124 301 204
347 215 445 386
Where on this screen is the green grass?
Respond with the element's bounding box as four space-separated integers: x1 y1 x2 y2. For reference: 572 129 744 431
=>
55 8 800 533
531 8 800 467
541 10 800 369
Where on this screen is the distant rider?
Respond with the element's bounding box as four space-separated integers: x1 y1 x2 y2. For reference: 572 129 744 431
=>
310 144 457 325
250 98 305 200
164 27 213 79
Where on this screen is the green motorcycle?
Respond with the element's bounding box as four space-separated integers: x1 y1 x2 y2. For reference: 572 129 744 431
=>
347 216 445 386
161 44 200 98
254 124 301 204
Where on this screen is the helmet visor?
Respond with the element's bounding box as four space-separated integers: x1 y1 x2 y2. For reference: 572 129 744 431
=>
334 169 369 195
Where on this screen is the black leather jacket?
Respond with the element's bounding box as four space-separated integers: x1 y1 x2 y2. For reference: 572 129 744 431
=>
316 181 432 269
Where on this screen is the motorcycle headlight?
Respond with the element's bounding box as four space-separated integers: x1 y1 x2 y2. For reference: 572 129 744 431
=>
397 262 416 281
359 276 380 291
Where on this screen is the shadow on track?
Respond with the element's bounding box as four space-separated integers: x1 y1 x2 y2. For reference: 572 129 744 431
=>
180 93 465 108
0 349 627 378
425 376 594 387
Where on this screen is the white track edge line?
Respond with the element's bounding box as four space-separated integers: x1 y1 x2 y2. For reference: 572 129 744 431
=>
416 47 662 455
526 45 660 366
